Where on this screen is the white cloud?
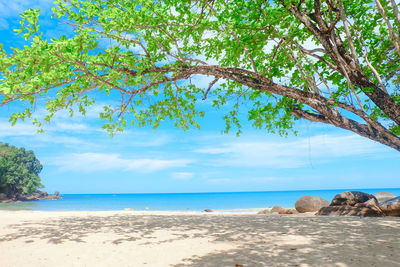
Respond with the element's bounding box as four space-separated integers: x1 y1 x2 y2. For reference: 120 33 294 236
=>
0 115 172 149
113 130 171 147
0 121 37 137
0 118 97 148
53 122 93 132
195 134 391 168
31 135 89 146
171 172 194 180
0 118 96 136
49 152 193 173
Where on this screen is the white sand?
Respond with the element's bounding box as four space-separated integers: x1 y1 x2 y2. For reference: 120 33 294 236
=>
0 210 399 266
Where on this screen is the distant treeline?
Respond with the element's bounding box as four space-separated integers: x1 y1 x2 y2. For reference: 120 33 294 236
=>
0 143 43 196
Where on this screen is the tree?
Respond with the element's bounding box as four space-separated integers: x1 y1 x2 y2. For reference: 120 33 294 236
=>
0 0 400 151
0 143 43 196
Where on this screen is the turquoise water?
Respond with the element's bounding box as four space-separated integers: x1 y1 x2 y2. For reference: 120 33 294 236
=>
1 188 399 211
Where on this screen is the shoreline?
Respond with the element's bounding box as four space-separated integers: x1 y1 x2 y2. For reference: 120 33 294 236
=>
0 209 298 216
1 189 398 216
0 202 295 213
0 207 299 215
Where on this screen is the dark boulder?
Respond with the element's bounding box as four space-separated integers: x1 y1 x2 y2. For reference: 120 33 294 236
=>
0 193 7 201
330 191 376 206
374 192 397 204
17 193 35 201
0 193 14 203
316 191 386 217
354 198 380 208
10 190 63 201
19 190 50 201
37 190 49 197
295 196 329 213
379 196 400 216
204 209 213 212
316 205 384 217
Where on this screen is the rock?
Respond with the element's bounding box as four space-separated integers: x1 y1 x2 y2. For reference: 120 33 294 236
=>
0 193 20 202
317 192 386 217
204 209 213 212
279 209 299 215
9 190 63 202
286 209 299 214
379 196 400 216
316 205 384 217
37 190 49 197
374 192 397 203
354 198 379 208
19 190 49 200
19 190 49 201
17 194 33 201
295 195 329 213
51 191 63 200
330 191 377 206
268 207 298 215
270 206 286 214
257 209 270 215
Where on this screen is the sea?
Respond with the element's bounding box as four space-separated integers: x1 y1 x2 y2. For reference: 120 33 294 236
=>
0 188 399 212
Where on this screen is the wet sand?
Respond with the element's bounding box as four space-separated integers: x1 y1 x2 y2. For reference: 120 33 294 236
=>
0 210 399 266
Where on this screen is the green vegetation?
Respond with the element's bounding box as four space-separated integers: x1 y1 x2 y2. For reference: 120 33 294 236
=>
0 143 43 196
0 0 400 150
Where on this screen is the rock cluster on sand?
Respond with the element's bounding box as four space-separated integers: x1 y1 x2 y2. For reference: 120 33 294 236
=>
374 192 396 203
270 206 286 213
0 190 63 203
379 196 400 216
295 195 329 213
314 191 400 217
316 191 385 217
257 206 298 215
330 191 376 206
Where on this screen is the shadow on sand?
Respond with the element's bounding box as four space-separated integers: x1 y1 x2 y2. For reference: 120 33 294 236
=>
1 214 399 266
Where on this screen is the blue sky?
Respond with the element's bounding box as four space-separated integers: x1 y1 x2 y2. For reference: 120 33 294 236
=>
0 0 399 194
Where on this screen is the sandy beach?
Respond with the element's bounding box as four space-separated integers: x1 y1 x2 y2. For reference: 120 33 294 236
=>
0 210 399 267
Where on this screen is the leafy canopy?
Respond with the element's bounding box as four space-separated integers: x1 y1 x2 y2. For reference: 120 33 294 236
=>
0 0 400 151
0 143 43 195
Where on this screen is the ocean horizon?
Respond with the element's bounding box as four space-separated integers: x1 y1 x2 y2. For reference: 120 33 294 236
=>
1 188 399 211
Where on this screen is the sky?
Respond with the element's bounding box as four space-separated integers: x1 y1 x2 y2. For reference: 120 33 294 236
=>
0 0 399 194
